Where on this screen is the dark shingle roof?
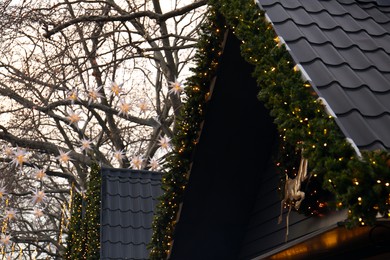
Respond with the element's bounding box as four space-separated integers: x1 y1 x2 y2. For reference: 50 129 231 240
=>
100 168 163 260
257 0 390 151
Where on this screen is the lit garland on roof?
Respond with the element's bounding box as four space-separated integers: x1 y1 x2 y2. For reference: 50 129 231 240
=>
149 0 390 258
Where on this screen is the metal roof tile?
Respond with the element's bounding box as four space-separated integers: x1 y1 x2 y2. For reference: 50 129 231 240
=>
319 84 390 116
338 111 390 149
347 31 390 52
306 11 340 29
318 1 349 15
264 3 291 23
339 2 372 19
272 20 306 42
332 15 367 32
321 28 356 48
296 0 326 13
355 17 389 35
337 47 375 69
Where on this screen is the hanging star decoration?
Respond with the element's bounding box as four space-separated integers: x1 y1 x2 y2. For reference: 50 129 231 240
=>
131 155 143 170
87 86 103 105
2 145 13 158
11 147 28 169
117 99 132 117
148 158 160 171
0 183 7 201
168 80 184 96
113 149 125 162
5 208 16 221
0 235 11 246
66 108 81 126
31 190 47 205
158 136 171 151
34 167 46 180
110 81 123 97
137 99 149 114
57 149 72 164
67 89 79 104
33 208 44 219
80 138 92 151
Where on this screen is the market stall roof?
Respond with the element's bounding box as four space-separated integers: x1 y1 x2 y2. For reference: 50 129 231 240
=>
257 0 390 151
100 168 162 260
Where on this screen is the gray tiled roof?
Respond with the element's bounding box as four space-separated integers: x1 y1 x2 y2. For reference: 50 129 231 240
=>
257 0 390 151
100 167 162 260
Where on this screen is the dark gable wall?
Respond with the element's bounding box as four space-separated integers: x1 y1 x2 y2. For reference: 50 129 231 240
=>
169 31 277 260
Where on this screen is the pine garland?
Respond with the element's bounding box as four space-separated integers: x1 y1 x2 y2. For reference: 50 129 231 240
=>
148 6 226 259
65 163 101 259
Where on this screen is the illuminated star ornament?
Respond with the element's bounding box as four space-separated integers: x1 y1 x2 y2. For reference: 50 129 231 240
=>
67 89 79 103
158 136 171 150
168 80 184 96
35 167 46 180
117 99 132 117
5 209 16 221
80 138 92 151
66 108 81 125
33 208 44 218
113 149 125 161
137 99 149 114
31 190 47 205
131 156 143 170
110 81 123 97
148 158 160 171
87 86 103 104
2 145 13 157
0 183 7 200
57 149 72 164
0 235 11 246
11 147 28 169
